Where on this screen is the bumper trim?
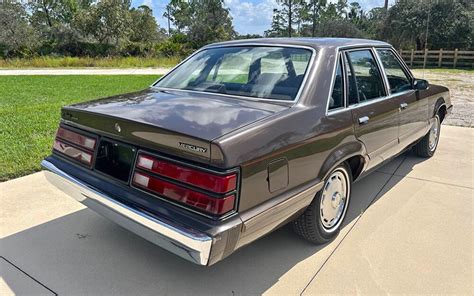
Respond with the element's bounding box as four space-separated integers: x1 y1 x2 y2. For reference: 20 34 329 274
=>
41 160 213 265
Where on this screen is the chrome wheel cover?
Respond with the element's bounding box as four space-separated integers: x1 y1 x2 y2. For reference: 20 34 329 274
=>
429 115 440 152
319 168 350 232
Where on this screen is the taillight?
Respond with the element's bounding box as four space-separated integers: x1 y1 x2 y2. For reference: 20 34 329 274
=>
53 140 93 165
133 172 235 215
53 126 96 166
133 153 238 216
136 154 236 193
56 127 96 150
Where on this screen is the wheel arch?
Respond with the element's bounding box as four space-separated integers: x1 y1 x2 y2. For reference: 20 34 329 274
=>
317 141 368 183
434 97 447 122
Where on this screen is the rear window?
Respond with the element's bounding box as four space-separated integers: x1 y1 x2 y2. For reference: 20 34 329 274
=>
155 46 313 101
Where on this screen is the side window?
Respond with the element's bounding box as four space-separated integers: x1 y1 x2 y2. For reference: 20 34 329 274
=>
329 57 344 110
376 49 412 94
345 50 386 103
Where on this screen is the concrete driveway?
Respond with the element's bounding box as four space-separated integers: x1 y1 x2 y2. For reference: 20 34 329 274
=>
1 125 472 295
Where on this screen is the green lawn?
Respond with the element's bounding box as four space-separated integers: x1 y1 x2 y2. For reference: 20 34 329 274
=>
0 75 159 181
0 56 180 68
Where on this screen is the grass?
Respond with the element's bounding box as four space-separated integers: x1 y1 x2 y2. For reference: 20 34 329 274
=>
0 56 180 68
0 75 159 181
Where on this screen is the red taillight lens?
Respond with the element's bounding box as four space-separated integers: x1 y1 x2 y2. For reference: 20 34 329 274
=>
56 127 96 150
133 172 235 215
136 154 237 193
53 140 93 165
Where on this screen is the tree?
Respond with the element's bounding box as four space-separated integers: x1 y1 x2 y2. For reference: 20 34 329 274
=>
0 2 38 57
303 0 327 37
74 0 132 48
379 0 473 49
315 19 366 38
276 0 305 37
265 9 288 37
164 0 193 33
129 5 164 44
165 0 235 47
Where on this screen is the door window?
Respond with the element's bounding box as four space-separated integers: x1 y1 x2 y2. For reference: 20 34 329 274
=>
376 49 412 94
329 57 344 110
345 50 386 104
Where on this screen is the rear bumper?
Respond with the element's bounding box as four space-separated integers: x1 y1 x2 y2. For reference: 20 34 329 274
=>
41 159 213 265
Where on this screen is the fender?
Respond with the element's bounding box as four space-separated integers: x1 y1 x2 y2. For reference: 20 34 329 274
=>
317 139 368 182
433 97 447 120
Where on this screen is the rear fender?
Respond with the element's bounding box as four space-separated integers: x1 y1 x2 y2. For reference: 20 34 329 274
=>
317 141 368 182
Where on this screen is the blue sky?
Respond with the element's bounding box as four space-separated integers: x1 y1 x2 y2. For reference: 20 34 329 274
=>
131 0 395 35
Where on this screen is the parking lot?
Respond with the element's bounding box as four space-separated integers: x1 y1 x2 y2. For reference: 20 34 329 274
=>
1 125 472 295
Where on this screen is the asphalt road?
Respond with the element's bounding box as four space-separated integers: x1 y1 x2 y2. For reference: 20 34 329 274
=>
1 125 472 295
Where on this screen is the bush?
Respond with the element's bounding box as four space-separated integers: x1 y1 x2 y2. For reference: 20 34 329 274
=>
314 19 367 38
156 39 193 57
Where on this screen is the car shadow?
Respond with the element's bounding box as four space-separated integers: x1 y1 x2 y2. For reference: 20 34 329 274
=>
2 152 422 295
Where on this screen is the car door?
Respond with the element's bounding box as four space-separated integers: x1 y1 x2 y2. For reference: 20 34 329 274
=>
375 48 429 147
344 49 400 169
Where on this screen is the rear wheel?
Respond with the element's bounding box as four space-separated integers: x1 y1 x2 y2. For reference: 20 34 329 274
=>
414 114 441 158
292 163 352 244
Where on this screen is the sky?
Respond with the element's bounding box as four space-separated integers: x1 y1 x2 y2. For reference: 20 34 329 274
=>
131 0 395 35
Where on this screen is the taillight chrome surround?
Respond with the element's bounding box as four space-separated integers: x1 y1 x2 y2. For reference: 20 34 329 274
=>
53 125 97 167
132 151 239 217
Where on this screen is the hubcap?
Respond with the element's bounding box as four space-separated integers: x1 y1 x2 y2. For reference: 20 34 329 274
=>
429 116 440 151
320 169 350 232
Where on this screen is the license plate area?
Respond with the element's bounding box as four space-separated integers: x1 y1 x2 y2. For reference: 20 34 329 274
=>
94 139 136 182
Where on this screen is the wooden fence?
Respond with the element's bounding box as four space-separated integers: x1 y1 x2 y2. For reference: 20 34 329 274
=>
398 49 474 69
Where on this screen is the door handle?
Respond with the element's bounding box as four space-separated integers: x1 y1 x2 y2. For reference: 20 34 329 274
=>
358 116 370 125
400 102 408 110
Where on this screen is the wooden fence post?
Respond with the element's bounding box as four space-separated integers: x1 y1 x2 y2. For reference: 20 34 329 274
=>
410 49 414 67
438 48 443 67
423 48 428 68
453 48 459 68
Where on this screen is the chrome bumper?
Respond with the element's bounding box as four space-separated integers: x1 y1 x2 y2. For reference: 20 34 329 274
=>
41 160 213 265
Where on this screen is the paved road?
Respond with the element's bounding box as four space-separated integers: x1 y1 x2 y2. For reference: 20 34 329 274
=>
1 125 473 295
0 68 170 76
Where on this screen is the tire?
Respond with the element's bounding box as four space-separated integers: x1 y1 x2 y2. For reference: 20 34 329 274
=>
292 163 352 244
414 113 441 158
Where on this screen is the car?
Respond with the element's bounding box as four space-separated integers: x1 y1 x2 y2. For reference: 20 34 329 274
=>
42 38 452 266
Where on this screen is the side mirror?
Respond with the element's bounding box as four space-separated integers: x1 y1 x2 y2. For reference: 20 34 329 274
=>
413 79 429 90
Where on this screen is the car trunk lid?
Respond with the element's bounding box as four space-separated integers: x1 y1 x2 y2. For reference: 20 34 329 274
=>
61 88 287 164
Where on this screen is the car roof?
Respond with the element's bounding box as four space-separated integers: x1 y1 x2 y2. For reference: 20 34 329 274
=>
205 37 391 50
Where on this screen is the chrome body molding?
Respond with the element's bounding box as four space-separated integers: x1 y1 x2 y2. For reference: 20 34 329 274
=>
41 159 213 266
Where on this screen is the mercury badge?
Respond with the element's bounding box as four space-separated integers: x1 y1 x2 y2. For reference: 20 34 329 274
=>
114 123 121 133
179 142 207 153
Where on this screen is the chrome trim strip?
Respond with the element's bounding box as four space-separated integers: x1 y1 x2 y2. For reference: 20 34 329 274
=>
41 160 213 265
326 89 415 116
372 47 391 96
150 43 317 104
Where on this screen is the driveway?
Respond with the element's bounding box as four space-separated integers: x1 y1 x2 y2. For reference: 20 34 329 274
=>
1 125 472 295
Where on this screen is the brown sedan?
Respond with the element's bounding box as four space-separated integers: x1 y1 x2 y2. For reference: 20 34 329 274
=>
42 38 452 265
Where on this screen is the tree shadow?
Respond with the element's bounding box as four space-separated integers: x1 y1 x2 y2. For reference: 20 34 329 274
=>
2 153 422 295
